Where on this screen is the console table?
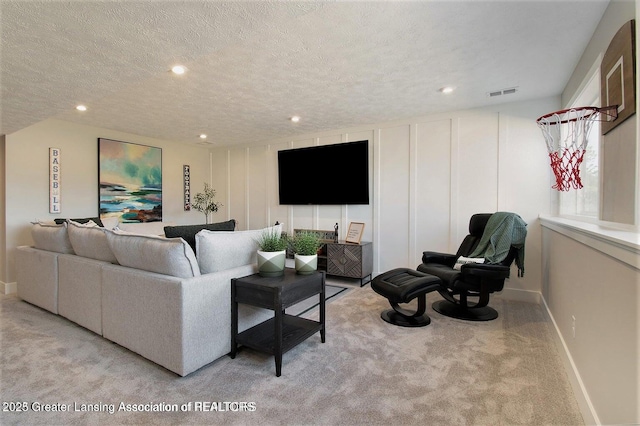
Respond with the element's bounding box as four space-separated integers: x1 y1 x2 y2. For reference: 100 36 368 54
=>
230 269 325 377
292 229 373 286
326 241 373 286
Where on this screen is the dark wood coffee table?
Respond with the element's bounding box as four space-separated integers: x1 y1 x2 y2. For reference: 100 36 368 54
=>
230 269 326 377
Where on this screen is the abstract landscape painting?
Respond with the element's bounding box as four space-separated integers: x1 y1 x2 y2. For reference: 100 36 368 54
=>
98 138 162 223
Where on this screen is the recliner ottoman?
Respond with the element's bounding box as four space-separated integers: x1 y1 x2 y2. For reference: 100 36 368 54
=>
371 268 441 327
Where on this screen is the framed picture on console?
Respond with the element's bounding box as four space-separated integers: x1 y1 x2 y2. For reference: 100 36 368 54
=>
345 222 365 244
98 138 163 223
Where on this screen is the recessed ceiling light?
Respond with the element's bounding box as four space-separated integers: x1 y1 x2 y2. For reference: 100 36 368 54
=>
199 134 207 139
439 86 456 94
290 116 300 123
76 105 87 111
171 65 187 75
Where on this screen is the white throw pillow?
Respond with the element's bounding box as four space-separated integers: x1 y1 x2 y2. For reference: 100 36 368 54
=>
105 229 200 278
31 221 75 254
453 256 485 270
196 224 282 274
101 216 120 230
67 220 118 263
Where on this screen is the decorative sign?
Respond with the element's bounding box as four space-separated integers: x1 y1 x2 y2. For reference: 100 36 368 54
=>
183 165 191 211
345 222 365 244
49 148 61 213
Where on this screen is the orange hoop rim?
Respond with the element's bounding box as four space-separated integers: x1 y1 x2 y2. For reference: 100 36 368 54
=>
536 105 618 125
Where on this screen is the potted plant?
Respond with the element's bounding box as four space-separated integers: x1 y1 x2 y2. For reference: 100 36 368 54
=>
290 230 322 275
192 183 222 224
256 227 288 277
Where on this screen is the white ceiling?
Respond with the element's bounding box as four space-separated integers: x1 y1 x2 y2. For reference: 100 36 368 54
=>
1 0 609 147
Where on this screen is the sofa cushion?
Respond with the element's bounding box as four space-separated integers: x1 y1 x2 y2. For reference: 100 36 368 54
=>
164 219 236 252
54 216 104 227
31 221 75 254
67 220 118 263
196 224 282 274
105 229 200 278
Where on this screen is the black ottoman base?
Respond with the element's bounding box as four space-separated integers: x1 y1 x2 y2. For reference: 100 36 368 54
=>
372 268 442 328
380 308 431 327
432 300 499 321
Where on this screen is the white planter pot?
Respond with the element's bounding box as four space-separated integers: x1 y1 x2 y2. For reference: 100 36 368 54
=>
294 254 318 275
257 250 286 277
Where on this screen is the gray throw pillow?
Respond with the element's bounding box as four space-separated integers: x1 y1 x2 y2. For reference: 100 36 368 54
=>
54 217 104 227
164 219 236 252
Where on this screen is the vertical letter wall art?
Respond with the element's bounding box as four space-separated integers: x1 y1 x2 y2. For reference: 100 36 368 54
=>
183 165 191 211
50 148 61 213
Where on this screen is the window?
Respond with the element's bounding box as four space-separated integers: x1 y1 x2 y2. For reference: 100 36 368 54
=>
559 68 600 219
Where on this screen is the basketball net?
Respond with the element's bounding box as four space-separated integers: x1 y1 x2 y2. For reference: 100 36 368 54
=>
536 107 598 191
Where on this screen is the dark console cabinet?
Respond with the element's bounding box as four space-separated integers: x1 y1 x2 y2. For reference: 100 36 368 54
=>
325 241 373 286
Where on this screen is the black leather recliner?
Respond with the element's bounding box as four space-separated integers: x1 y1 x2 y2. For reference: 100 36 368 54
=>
417 213 522 321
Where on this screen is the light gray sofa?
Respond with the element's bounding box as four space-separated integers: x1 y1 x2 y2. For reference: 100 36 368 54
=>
16 220 279 376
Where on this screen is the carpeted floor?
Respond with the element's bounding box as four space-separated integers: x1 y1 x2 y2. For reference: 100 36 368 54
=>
286 283 351 317
0 285 583 425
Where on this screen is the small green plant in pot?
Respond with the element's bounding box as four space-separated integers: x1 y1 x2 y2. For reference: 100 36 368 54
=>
290 230 322 275
256 227 288 277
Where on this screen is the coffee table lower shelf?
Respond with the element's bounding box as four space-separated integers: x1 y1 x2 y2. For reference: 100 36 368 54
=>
236 314 322 355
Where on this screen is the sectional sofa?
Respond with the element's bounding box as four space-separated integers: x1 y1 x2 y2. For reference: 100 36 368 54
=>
15 220 279 376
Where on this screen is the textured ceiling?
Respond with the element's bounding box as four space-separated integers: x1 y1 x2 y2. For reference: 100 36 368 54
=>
1 1 609 147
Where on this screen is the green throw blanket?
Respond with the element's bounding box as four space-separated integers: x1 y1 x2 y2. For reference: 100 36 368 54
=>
469 212 527 277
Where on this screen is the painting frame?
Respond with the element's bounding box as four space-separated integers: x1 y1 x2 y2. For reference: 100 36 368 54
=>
98 138 163 223
345 222 365 244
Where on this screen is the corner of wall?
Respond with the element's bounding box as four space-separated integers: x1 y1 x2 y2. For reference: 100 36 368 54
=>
0 134 6 285
1 281 17 295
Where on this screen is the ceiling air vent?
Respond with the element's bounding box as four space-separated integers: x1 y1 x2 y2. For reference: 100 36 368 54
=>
487 87 518 97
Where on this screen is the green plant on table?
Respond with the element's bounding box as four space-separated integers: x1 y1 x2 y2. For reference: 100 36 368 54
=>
290 230 322 256
256 227 288 252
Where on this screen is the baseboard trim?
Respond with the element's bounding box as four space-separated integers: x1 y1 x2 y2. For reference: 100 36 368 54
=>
1 281 17 295
499 287 541 304
541 295 599 425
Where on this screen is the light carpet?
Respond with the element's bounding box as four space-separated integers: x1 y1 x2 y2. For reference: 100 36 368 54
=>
0 286 583 425
286 283 351 317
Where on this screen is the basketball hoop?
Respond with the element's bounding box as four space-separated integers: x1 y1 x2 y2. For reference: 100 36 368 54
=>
536 106 617 191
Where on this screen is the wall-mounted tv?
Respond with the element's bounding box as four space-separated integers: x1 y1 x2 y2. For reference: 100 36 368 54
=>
278 140 369 205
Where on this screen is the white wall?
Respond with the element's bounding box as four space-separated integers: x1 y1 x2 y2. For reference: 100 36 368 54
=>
3 119 214 284
0 135 6 289
211 97 557 299
563 0 637 108
544 0 640 424
541 220 640 425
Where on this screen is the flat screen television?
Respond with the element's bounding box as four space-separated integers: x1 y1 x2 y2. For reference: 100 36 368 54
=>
278 140 369 205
